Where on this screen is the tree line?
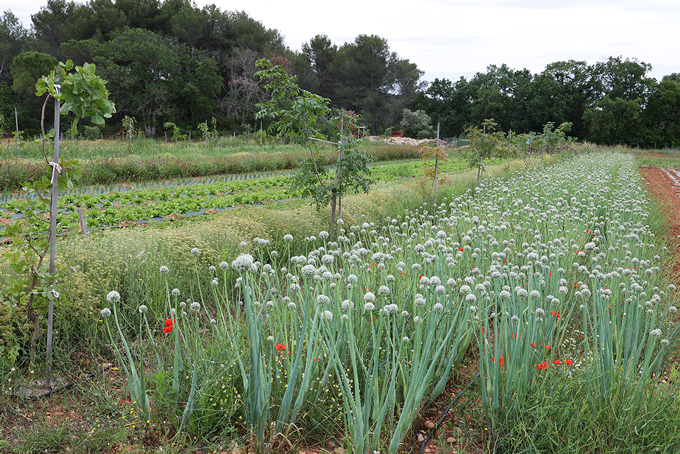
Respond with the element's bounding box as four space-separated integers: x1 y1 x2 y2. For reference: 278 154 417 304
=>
0 0 422 139
414 58 680 148
1 1 679 148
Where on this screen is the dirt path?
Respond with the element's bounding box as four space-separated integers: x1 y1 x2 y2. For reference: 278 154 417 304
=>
639 167 680 285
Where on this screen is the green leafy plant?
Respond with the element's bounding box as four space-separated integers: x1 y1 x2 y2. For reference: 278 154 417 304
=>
465 119 507 183
122 115 136 154
256 59 374 236
2 60 114 366
164 122 187 144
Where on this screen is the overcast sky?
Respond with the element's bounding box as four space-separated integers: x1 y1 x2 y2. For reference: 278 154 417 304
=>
5 0 680 83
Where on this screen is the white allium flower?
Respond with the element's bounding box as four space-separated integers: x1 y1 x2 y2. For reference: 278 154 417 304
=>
414 316 422 324
650 329 662 338
322 271 334 281
191 302 201 312
100 308 111 318
321 254 334 265
319 231 329 239
106 291 121 303
529 290 541 299
317 295 331 305
267 336 275 342
499 290 511 300
284 234 294 243
288 302 297 310
190 248 200 256
138 305 148 313
469 305 477 313
160 266 170 274
420 276 430 285
403 336 410 342
378 285 391 296
511 315 519 322
209 266 216 273
211 278 219 287
436 285 446 295
210 319 216 324
414 296 426 307
364 302 375 312
535 308 545 317
459 285 471 295
364 292 376 303
170 308 176 315
219 261 229 270
669 306 678 313
433 303 443 313
301 265 317 278
323 310 333 321
240 241 247 248
401 311 409 317
342 314 349 321
232 254 255 271
466 294 477 303
661 339 670 346
290 283 301 292
347 274 358 283
517 288 528 298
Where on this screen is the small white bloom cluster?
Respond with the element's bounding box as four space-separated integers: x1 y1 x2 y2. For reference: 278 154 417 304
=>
106 291 121 303
232 254 255 272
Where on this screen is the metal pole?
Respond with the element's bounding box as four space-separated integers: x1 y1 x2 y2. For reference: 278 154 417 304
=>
15 106 20 158
434 122 439 206
46 71 61 386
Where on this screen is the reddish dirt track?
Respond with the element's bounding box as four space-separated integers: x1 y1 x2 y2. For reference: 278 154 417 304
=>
639 167 680 286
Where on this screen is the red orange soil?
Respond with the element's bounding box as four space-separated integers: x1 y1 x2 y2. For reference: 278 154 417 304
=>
639 168 680 286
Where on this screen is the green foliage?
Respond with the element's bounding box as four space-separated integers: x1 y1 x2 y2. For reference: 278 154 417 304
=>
256 60 375 233
1 59 114 366
35 60 116 136
163 122 187 143
465 119 507 182
11 51 57 95
400 108 434 139
80 125 101 140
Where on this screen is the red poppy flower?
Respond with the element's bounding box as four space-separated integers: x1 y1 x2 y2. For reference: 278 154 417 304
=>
545 345 551 350
164 318 175 333
566 359 573 366
531 342 536 348
275 343 286 351
553 359 561 365
459 247 464 251
537 363 544 370
499 357 504 366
